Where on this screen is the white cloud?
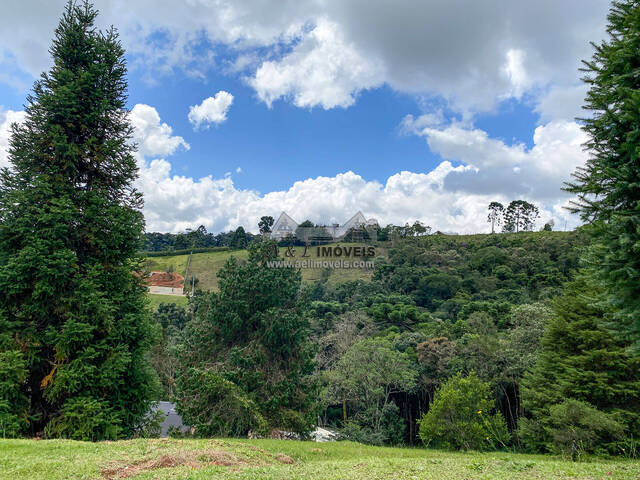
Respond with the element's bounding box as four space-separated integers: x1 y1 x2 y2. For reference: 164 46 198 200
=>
188 91 234 129
0 102 587 234
128 104 583 233
236 167 242 173
130 104 189 158
0 1 609 119
0 109 26 168
535 84 589 123
248 18 384 109
502 49 530 99
408 118 588 202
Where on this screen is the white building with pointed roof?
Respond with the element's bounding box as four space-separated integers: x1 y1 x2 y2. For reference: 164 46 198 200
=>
269 211 378 241
270 211 299 239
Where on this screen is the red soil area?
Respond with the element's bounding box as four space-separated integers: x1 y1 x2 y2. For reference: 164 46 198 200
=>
145 271 184 288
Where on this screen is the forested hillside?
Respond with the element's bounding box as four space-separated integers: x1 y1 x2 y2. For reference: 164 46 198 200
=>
150 230 635 456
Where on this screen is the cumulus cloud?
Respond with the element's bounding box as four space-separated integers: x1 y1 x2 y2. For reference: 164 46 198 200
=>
0 0 608 118
249 18 384 109
127 104 582 233
129 104 189 158
0 109 26 168
405 116 588 200
1 102 586 234
535 84 589 123
188 91 234 129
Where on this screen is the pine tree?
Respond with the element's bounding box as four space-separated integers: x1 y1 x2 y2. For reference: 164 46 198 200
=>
519 276 640 453
0 1 158 439
487 202 504 234
502 200 539 233
176 240 316 436
565 0 640 341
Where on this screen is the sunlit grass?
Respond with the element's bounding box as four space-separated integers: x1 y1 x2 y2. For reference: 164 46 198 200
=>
1 438 638 480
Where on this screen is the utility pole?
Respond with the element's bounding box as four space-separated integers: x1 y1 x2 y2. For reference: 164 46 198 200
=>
184 250 193 296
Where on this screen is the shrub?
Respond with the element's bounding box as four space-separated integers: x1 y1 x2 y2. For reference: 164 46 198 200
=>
520 399 625 460
418 372 509 450
44 397 121 441
133 407 164 439
176 368 267 437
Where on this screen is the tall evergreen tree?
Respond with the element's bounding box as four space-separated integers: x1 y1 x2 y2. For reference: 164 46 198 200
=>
565 0 640 341
502 200 539 233
0 1 158 439
176 240 316 436
519 276 640 453
487 202 504 234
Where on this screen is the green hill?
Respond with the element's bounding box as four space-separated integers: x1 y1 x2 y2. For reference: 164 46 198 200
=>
145 243 385 306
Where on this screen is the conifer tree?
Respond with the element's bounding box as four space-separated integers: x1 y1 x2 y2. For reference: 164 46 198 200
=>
0 1 158 439
565 0 640 341
177 240 316 436
519 277 640 453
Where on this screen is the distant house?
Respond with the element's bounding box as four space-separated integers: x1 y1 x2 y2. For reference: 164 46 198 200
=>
270 211 299 240
145 271 185 296
269 211 378 241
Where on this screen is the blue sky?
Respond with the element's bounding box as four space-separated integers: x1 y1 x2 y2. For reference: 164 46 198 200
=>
0 0 610 233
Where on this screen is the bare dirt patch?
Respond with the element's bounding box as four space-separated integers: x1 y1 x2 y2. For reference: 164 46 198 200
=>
100 449 252 479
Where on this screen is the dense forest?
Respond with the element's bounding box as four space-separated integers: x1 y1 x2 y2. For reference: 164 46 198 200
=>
150 229 640 456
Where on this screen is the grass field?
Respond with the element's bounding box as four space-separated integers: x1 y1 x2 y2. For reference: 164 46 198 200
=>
147 293 189 311
144 243 382 294
1 438 638 480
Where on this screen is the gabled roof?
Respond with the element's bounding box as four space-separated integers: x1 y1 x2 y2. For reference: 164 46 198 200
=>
272 211 298 233
336 211 367 237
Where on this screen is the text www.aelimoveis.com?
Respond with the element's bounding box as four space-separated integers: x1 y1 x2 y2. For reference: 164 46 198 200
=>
265 260 374 269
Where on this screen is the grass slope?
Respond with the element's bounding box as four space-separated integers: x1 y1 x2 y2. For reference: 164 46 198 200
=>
145 243 380 293
1 438 638 480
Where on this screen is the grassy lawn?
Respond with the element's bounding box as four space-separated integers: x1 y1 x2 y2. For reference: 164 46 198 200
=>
144 243 383 292
147 293 189 311
1 438 638 480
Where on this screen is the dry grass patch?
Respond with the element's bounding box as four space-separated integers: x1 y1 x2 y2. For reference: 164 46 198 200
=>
100 447 260 479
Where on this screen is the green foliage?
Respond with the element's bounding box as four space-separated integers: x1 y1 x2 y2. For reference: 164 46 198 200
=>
418 373 509 450
565 0 640 342
258 216 274 235
502 201 540 233
323 337 416 444
487 202 504 234
133 408 164 439
152 303 190 398
177 368 267 437
230 226 248 249
520 399 625 460
43 397 121 441
0 350 28 437
520 276 640 454
0 1 158 439
176 240 316 436
341 402 406 446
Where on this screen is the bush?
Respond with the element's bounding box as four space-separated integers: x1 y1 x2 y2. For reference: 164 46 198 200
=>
341 402 406 446
418 372 509 450
44 397 121 441
520 399 625 460
133 407 164 439
176 368 267 437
